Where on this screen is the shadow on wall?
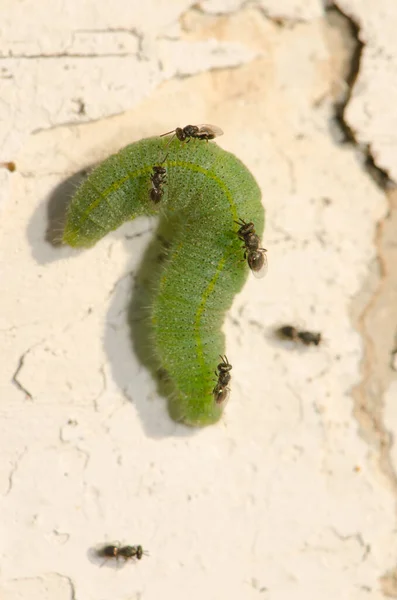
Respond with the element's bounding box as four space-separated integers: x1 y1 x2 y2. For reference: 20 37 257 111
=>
27 165 96 264
104 208 197 439
27 166 195 439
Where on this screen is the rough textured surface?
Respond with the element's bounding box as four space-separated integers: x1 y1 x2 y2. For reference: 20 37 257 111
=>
1 2 397 600
335 0 397 182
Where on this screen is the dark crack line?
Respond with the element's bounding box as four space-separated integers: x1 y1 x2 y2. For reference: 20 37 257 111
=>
329 4 363 144
0 51 140 60
75 27 149 61
75 26 144 52
92 365 107 412
4 447 27 496
189 0 302 28
59 575 77 600
12 350 33 400
256 5 305 28
75 27 142 37
107 270 135 299
327 3 393 189
330 527 371 562
124 226 154 241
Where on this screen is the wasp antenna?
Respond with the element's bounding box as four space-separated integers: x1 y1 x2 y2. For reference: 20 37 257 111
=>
163 135 176 151
161 152 169 163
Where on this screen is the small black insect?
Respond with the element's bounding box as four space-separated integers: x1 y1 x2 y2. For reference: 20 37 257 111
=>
135 545 149 560
213 355 232 404
296 330 322 346
97 543 149 564
277 325 296 341
119 545 148 561
160 124 223 143
150 164 167 204
98 544 120 559
276 325 322 346
235 218 267 278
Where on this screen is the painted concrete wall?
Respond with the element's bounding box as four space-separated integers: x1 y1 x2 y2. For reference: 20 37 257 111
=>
1 2 397 599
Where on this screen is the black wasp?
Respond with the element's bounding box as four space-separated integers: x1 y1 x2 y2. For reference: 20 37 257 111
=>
119 545 148 561
276 325 322 346
235 218 267 278
213 355 232 405
98 543 148 563
150 163 167 203
160 124 223 143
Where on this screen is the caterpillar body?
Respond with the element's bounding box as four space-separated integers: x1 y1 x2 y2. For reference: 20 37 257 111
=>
63 136 264 426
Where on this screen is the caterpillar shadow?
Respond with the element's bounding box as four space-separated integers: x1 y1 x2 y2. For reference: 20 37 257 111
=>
28 164 96 264
109 211 197 437
31 166 194 437
95 206 198 437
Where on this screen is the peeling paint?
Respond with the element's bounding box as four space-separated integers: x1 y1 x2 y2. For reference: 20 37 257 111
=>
2 2 397 599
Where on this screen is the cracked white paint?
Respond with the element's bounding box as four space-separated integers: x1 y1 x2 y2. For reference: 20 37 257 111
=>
384 381 397 472
200 0 324 20
0 0 255 210
199 0 246 14
257 0 324 21
157 38 257 78
0 573 76 600
335 0 397 181
1 3 397 600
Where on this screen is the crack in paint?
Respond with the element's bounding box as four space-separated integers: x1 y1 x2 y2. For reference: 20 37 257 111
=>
4 447 27 496
12 349 34 400
327 3 393 189
330 527 371 562
0 51 140 60
325 6 397 595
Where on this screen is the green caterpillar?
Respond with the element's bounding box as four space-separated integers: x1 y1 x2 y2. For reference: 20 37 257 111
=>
63 134 264 426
